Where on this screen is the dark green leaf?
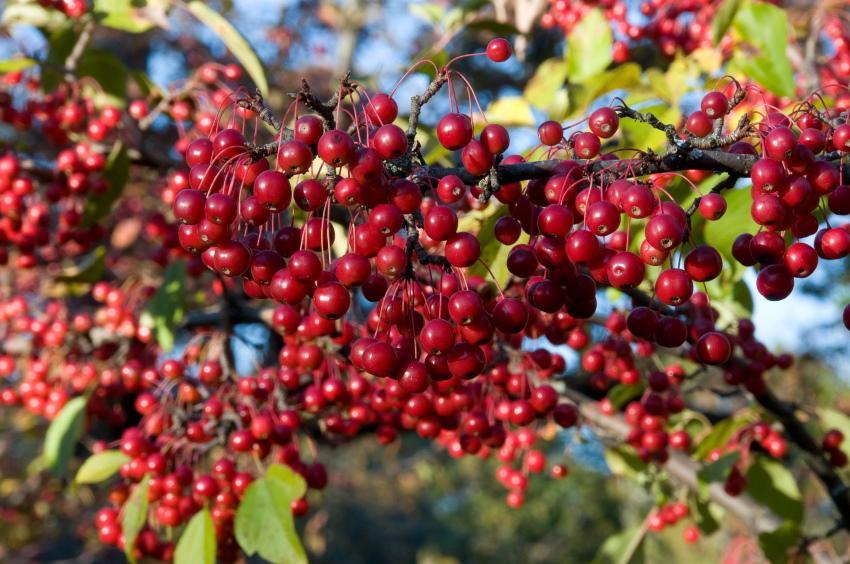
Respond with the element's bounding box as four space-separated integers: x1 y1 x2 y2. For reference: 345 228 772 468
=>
0 58 38 72
465 19 520 36
43 396 86 477
603 446 648 479
41 25 77 93
731 278 753 315
711 0 742 45
186 1 268 96
468 206 527 289
130 70 160 97
175 508 216 564
567 63 641 118
77 49 129 106
758 521 801 564
746 456 803 523
565 8 613 83
83 142 130 227
606 383 644 409
689 496 722 535
140 261 187 351
696 452 740 496
122 476 150 564
55 246 106 284
75 450 130 484
694 417 749 460
92 0 156 33
591 524 646 564
235 464 308 564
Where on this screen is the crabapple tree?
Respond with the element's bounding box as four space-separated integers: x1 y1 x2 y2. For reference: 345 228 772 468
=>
0 0 849 562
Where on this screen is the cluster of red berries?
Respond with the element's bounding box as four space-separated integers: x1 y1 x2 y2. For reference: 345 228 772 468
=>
37 0 87 19
647 501 700 544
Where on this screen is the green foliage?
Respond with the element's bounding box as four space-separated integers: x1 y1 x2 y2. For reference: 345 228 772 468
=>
92 0 159 33
606 383 645 409
75 450 130 484
467 205 527 288
818 408 850 459
566 8 613 83
758 521 801 564
77 49 129 106
711 0 742 45
604 446 648 480
729 0 794 97
186 1 268 97
745 456 803 523
83 142 131 226
696 452 740 496
689 496 722 535
122 476 150 564
42 396 87 477
175 508 216 564
235 464 308 564
702 187 758 272
0 58 37 72
140 261 187 351
694 417 750 460
485 96 536 126
592 525 646 564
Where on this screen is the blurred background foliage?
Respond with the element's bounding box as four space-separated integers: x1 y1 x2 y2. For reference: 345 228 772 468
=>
1 0 850 561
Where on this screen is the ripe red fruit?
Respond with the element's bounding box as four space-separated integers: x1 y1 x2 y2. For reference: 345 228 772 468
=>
317 129 356 166
684 245 722 282
277 140 313 175
486 38 512 62
294 115 324 145
436 113 474 150
424 206 459 241
313 282 351 320
445 232 481 267
696 332 732 365
364 93 398 125
461 139 494 176
701 91 729 118
588 107 619 139
783 242 818 278
480 124 510 155
573 132 601 159
606 251 645 289
698 193 726 220
494 216 522 244
756 264 794 301
254 170 292 211
538 120 563 146
686 110 712 137
371 124 408 159
655 268 693 306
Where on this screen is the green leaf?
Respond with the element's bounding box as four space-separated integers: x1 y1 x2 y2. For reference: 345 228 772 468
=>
592 524 646 564
694 417 749 460
43 396 86 477
711 0 742 45
122 476 151 564
83 142 130 226
41 25 77 93
130 70 161 98
2 3 67 29
606 383 644 409
140 261 187 351
485 96 535 126
604 446 648 480
0 58 37 73
619 101 680 152
93 0 156 33
696 452 740 496
186 1 268 97
702 187 757 267
565 8 613 83
465 19 520 35
758 521 801 564
524 58 569 110
77 49 129 107
75 450 130 484
235 464 308 564
55 246 107 284
175 508 216 564
731 278 753 315
567 63 642 118
689 496 722 535
746 456 803 523
467 205 528 289
729 1 794 97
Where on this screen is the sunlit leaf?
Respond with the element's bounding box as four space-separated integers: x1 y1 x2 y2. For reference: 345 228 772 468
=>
75 450 130 484
565 8 613 83
711 0 742 45
93 0 157 33
83 142 130 226
235 464 308 564
592 524 645 564
43 396 86 477
729 1 794 97
485 96 535 126
186 1 268 96
0 58 37 72
746 456 802 523
122 476 150 564
175 508 216 564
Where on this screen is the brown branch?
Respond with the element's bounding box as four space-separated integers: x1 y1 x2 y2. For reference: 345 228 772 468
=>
406 69 450 143
237 89 283 131
291 74 356 130
64 19 95 81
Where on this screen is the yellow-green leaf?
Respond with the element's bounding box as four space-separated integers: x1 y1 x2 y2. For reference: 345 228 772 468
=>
122 476 150 564
565 8 612 83
485 96 535 127
0 58 37 73
185 1 268 97
175 508 216 564
75 450 130 484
